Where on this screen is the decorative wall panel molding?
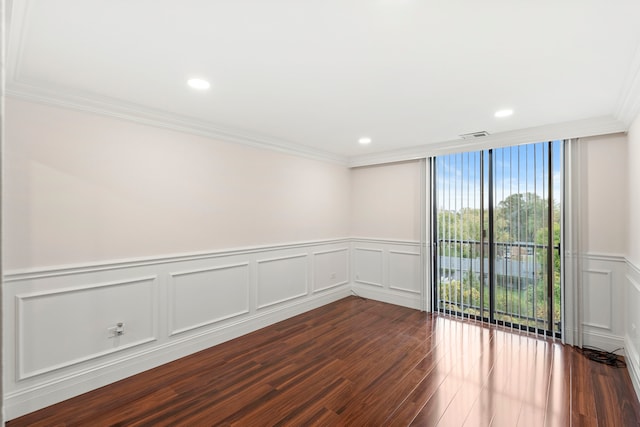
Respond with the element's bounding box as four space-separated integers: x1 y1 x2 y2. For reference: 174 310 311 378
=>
16 276 158 380
353 248 384 287
256 254 309 309
3 239 351 420
389 251 421 294
312 248 349 293
582 269 613 330
351 239 423 309
169 263 250 336
579 255 626 353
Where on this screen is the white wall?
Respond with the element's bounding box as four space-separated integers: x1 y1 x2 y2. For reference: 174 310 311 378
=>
629 117 640 267
349 160 425 309
579 133 628 255
626 114 640 399
4 98 350 270
350 160 422 241
568 133 629 351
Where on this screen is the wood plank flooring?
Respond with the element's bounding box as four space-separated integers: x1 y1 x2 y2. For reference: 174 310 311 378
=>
8 296 640 426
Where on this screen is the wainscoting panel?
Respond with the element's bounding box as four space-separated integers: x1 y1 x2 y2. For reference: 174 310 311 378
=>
582 269 613 330
351 239 423 310
312 248 349 293
256 254 308 309
389 250 421 294
16 276 158 380
626 259 640 401
353 248 383 287
3 239 351 420
169 263 250 336
581 254 626 351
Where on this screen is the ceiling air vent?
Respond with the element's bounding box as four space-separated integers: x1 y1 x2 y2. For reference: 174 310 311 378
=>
459 131 490 139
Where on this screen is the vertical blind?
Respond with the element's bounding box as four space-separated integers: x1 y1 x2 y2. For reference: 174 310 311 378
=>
433 141 562 337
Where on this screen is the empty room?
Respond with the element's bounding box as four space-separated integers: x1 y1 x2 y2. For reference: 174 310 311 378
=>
2 0 640 425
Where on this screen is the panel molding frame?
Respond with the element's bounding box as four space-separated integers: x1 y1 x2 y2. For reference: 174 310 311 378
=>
256 253 309 310
582 268 613 331
388 250 421 295
168 262 250 337
311 247 349 294
353 247 384 288
15 276 159 380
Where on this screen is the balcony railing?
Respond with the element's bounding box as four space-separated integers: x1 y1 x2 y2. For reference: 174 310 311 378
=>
436 239 561 335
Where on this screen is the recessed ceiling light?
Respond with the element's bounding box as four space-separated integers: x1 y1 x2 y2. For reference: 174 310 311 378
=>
494 109 513 118
358 137 372 145
187 78 211 90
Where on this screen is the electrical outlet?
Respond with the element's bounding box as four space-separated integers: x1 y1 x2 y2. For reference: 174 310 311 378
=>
632 323 637 338
107 322 125 338
330 272 336 280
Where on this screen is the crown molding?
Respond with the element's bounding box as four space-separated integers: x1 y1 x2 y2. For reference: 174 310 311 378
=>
4 0 347 166
615 40 640 127
6 81 349 166
348 116 627 167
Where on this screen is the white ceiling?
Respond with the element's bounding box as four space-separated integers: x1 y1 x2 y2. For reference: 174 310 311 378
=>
6 0 640 163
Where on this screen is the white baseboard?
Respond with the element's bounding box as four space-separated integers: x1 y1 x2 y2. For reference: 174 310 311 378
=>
626 336 640 403
582 329 625 353
4 287 349 420
351 284 422 310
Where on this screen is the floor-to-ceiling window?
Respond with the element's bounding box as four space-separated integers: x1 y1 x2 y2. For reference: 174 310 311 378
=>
432 141 562 337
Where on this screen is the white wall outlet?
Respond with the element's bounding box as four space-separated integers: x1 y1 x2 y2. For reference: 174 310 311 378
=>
107 322 125 338
330 272 336 280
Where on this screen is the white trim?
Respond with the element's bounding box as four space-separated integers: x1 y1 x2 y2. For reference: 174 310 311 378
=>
351 285 422 310
353 279 384 288
582 253 627 263
14 276 158 300
4 239 350 282
388 250 421 256
312 280 349 294
582 330 625 353
350 238 420 246
255 253 308 265
388 285 421 295
348 116 626 167
628 257 640 277
311 247 349 256
169 262 250 278
626 336 640 403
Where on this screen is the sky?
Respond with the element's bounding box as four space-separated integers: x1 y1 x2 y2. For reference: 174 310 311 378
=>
435 140 562 211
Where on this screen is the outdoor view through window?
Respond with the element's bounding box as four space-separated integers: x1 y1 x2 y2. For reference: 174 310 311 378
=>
433 140 562 337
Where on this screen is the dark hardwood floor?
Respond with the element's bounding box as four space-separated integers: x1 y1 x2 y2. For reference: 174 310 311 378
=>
8 296 640 426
